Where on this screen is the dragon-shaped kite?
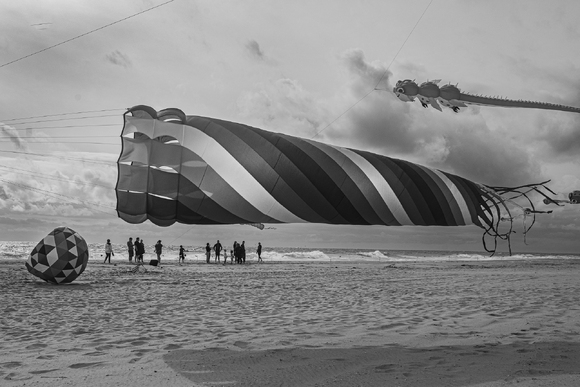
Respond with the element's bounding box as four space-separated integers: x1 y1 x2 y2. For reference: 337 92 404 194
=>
393 79 580 113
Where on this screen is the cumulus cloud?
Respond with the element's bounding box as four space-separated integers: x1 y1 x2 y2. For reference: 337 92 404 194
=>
0 156 116 220
535 114 580 161
0 186 9 200
244 39 275 65
1 123 27 150
236 48 574 187
237 78 328 137
105 50 132 68
334 49 541 186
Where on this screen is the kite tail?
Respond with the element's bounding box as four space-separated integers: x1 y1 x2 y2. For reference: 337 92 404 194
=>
478 180 554 256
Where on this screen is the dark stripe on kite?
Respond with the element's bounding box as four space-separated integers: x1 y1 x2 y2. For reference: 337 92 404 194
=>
357 151 427 225
410 165 459 226
199 118 327 223
271 132 369 225
420 166 467 226
387 158 447 225
442 173 485 228
283 136 382 225
176 173 266 224
209 117 341 223
311 142 400 225
240 123 361 224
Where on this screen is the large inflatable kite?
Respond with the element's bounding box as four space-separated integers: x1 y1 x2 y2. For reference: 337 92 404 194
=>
116 105 554 253
25 227 89 284
393 79 580 113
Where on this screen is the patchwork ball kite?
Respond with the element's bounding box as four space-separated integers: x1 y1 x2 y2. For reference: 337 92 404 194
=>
25 227 89 284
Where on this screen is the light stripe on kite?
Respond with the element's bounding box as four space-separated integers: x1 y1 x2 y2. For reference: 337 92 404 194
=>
198 118 328 223
339 147 411 225
212 118 346 223
180 125 305 223
283 135 379 225
410 164 459 226
428 168 472 226
242 126 359 224
306 140 403 226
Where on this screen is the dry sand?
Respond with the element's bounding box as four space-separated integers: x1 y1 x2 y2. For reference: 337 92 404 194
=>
1 258 579 386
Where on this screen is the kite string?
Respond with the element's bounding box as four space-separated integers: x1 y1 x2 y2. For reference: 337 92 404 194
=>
0 109 124 123
0 0 175 69
0 177 115 215
310 0 434 139
372 0 434 90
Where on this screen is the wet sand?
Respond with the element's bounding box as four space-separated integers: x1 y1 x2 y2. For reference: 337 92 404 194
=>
1 258 579 386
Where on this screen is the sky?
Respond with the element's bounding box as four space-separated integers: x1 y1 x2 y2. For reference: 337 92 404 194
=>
1 0 580 253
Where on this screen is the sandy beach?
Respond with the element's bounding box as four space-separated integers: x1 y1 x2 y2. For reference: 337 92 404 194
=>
2 258 579 386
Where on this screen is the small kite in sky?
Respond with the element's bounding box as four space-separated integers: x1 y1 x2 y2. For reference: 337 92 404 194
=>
393 79 580 113
116 105 555 253
25 227 89 284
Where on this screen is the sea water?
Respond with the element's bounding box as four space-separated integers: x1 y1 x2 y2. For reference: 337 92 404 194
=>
1 241 578 263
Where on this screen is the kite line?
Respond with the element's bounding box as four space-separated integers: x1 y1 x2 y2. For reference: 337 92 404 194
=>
310 0 434 139
0 0 176 69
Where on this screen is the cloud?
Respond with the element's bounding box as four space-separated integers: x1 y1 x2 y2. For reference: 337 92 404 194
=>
1 123 27 150
535 113 580 161
105 50 132 68
235 48 543 186
237 78 328 137
0 186 9 200
334 49 541 186
0 155 116 220
244 39 275 65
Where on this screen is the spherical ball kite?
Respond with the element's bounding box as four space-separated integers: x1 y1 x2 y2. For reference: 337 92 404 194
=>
25 227 89 284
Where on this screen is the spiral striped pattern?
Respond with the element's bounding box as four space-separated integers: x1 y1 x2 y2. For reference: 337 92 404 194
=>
116 106 493 229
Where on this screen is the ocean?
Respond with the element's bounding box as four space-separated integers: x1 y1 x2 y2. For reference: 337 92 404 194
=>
2 241 579 264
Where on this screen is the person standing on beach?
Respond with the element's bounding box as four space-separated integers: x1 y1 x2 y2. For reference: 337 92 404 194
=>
257 242 263 263
241 241 246 264
140 239 146 263
155 240 163 264
127 237 134 263
178 245 186 265
233 241 238 263
214 240 222 263
135 238 144 263
233 241 241 264
104 239 114 263
205 243 211 263
230 249 234 264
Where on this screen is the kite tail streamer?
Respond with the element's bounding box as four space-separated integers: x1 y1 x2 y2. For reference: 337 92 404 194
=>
479 181 555 255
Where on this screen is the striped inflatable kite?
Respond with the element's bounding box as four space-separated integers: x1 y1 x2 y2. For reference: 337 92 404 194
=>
116 105 552 252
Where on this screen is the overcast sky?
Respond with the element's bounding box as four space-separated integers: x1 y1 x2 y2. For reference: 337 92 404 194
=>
1 0 580 253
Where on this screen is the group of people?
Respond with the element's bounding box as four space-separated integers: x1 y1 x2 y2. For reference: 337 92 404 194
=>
104 238 263 265
204 240 263 264
125 237 149 264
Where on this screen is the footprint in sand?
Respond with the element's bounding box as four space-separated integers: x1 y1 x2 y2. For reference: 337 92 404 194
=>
233 341 249 349
25 343 48 350
4 372 33 381
0 361 22 369
128 348 155 363
69 362 104 369
29 369 60 374
83 351 107 357
36 355 55 360
375 363 397 373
